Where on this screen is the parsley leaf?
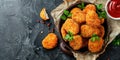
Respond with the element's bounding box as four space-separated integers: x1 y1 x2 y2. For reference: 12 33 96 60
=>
63 10 70 16
77 2 85 9
81 2 85 9
97 11 107 19
67 13 72 17
96 4 103 10
64 31 73 41
112 34 120 46
90 34 100 42
61 10 72 20
96 4 107 19
60 14 67 20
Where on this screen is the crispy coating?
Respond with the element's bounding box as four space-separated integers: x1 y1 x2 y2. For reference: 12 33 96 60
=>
61 18 79 35
61 26 67 38
83 4 96 14
40 8 49 20
42 33 58 49
100 18 105 24
60 4 105 52
69 35 83 50
81 25 100 38
98 25 105 38
86 10 101 26
72 11 86 24
88 38 104 53
70 7 81 14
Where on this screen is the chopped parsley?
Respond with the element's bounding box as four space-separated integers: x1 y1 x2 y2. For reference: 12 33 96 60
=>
90 34 100 42
60 10 72 20
64 31 73 41
60 14 67 20
96 4 107 19
77 2 85 9
96 4 103 10
112 34 120 46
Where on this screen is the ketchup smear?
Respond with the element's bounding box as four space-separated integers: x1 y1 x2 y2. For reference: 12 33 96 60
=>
108 0 120 18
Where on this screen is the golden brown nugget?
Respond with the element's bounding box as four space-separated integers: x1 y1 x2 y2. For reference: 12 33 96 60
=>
62 18 79 35
88 38 104 53
70 7 81 14
100 18 105 24
86 10 101 26
81 25 100 38
72 11 86 24
83 4 96 14
42 33 58 49
69 35 83 50
98 25 105 38
61 26 67 38
40 8 49 20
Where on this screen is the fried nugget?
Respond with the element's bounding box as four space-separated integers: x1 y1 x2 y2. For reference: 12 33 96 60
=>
69 35 83 50
86 10 101 26
62 18 79 35
100 18 105 24
81 25 100 38
83 4 96 14
40 8 49 20
61 26 67 38
42 33 58 49
98 25 105 38
88 38 104 53
72 11 86 24
70 7 81 14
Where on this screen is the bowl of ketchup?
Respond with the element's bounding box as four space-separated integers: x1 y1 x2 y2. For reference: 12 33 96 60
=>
105 0 120 20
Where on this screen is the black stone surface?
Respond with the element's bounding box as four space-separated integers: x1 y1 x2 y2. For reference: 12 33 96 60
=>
0 0 120 60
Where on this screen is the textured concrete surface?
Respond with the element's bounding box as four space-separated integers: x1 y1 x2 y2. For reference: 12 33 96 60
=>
0 0 120 60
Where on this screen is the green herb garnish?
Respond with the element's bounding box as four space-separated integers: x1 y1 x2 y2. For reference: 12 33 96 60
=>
60 14 67 20
61 10 72 20
97 11 107 19
67 13 72 17
96 4 107 19
90 34 100 42
63 10 70 16
112 34 120 46
64 31 73 41
96 4 103 10
77 2 85 9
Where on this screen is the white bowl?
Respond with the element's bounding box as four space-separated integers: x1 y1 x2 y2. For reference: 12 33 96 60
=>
105 0 120 20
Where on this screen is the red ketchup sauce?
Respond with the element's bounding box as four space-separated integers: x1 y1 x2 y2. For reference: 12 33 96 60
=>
107 0 120 18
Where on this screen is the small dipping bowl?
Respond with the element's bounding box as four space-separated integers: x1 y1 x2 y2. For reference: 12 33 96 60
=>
105 0 120 20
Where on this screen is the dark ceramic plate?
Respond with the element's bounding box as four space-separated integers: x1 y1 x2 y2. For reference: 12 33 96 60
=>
59 1 108 55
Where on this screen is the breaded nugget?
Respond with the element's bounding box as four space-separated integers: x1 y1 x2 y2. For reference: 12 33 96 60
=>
40 8 49 20
42 33 58 49
98 25 105 38
72 11 86 24
81 25 100 38
88 37 104 53
70 7 81 14
100 18 105 24
86 10 101 26
61 26 67 38
83 4 96 14
62 18 79 35
69 35 83 50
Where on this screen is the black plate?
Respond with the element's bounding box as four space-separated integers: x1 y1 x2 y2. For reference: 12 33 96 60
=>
59 1 108 55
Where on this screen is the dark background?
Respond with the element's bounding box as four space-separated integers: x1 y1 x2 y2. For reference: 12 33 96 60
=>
0 0 120 60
